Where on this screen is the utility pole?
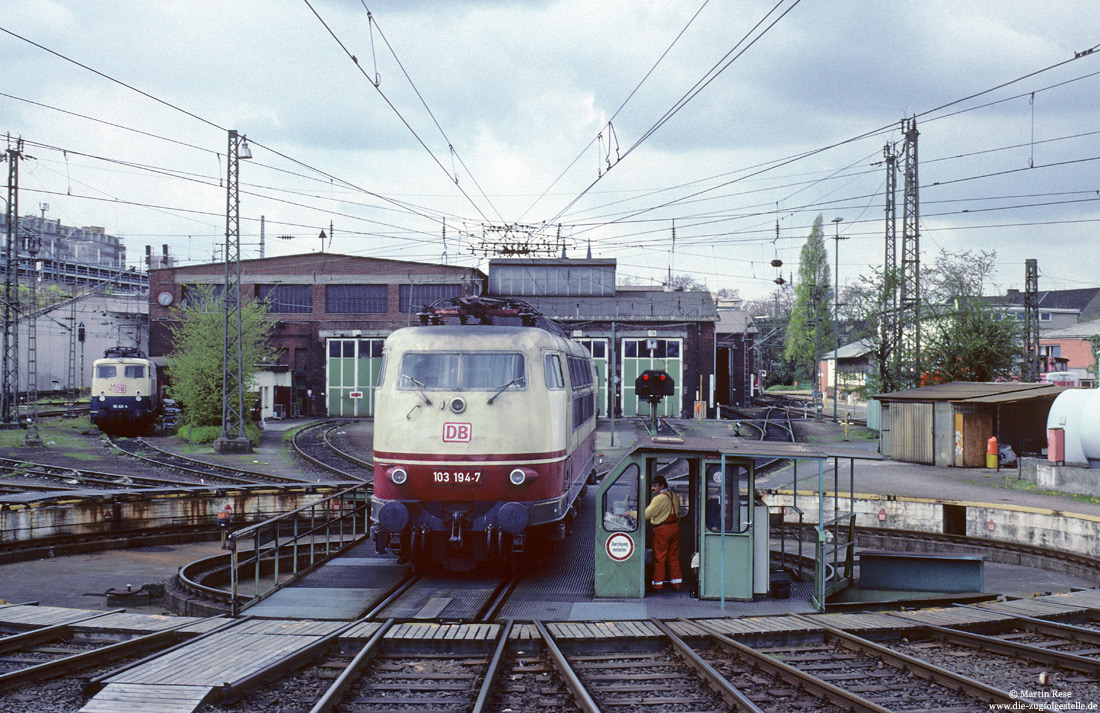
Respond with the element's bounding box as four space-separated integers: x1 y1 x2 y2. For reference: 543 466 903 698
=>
259 214 265 259
23 203 45 446
899 117 921 387
2 139 23 425
215 129 252 454
831 217 846 422
1023 258 1040 381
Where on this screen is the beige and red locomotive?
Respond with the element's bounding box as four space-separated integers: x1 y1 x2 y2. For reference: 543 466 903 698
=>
371 298 597 572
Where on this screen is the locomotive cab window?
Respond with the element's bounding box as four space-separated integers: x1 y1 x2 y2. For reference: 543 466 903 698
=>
399 352 525 391
96 365 117 379
544 354 565 389
124 365 146 378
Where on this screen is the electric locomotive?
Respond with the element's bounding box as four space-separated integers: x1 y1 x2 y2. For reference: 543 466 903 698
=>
89 346 162 435
371 297 598 572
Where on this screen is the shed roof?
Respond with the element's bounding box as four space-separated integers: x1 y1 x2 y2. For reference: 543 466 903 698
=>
875 381 1066 403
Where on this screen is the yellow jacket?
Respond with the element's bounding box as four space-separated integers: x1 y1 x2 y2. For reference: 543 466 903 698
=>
644 489 679 526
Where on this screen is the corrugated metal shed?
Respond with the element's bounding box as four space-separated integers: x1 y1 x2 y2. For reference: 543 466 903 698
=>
875 382 1068 466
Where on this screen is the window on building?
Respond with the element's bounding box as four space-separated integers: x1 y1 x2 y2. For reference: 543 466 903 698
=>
257 284 312 313
181 284 224 311
399 284 463 313
326 284 387 313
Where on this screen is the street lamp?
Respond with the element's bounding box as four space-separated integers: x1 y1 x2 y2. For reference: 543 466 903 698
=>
831 217 846 423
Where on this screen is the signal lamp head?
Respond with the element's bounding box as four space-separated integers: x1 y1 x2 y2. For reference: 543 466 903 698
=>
389 468 408 485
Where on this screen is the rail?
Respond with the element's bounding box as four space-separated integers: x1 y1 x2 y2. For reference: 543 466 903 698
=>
227 482 372 616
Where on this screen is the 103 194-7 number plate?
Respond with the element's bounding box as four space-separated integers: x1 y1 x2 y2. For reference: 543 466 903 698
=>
432 471 481 484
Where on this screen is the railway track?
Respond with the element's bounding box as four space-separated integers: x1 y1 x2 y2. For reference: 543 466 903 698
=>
109 436 315 486
0 455 227 492
12 603 1100 712
290 421 374 483
0 612 200 695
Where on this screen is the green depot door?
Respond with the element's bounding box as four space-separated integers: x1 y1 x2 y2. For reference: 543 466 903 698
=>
326 338 384 416
621 338 682 417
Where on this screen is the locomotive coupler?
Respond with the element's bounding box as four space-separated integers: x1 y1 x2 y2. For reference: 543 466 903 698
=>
449 512 464 545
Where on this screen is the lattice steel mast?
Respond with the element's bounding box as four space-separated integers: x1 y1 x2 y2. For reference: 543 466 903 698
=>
215 129 252 453
899 118 921 387
1023 258 1040 382
23 204 44 446
2 140 22 425
882 142 899 388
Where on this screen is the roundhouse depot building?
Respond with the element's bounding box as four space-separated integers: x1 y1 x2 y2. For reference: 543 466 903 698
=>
150 254 744 420
148 253 483 418
487 258 719 419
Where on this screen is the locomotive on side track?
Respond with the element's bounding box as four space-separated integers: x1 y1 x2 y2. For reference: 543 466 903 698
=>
371 297 598 572
89 346 162 435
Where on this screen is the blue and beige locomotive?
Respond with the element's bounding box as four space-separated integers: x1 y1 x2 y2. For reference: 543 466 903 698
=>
371 297 598 572
90 346 162 434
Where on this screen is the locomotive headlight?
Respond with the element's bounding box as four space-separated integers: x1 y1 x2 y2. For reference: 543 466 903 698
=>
449 397 466 414
99 394 106 401
135 395 142 402
389 468 408 485
509 468 528 486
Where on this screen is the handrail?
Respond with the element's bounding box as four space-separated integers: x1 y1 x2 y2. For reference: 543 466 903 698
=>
227 482 372 616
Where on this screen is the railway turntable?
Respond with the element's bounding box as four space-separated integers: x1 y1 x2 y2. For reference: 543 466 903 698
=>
595 434 881 610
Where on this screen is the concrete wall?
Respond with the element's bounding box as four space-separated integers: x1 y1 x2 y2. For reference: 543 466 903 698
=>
768 489 1100 560
0 487 338 544
1021 456 1100 497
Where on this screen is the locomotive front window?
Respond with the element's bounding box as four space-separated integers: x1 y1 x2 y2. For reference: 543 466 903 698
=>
96 365 117 379
124 366 146 378
398 352 525 391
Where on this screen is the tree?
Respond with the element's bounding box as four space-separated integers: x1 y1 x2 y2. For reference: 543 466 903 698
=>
846 248 1020 393
783 215 832 383
166 285 279 429
919 249 1019 384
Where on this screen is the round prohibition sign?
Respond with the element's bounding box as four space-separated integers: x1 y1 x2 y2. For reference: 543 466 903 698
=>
605 532 635 561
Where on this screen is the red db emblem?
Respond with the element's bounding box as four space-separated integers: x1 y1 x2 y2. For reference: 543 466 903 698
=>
443 423 471 442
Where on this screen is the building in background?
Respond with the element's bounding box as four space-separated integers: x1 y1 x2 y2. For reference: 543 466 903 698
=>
487 258 719 419
148 253 485 419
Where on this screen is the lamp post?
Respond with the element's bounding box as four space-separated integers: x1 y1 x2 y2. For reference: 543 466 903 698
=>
831 217 846 423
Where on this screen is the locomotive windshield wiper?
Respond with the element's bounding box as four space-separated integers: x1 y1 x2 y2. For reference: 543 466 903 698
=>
403 376 433 406
487 377 525 405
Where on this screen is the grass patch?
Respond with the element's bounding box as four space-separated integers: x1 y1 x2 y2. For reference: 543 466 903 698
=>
175 422 262 446
970 475 1100 506
0 416 101 451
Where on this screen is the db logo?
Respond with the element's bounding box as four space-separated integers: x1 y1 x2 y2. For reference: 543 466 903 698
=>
443 423 472 443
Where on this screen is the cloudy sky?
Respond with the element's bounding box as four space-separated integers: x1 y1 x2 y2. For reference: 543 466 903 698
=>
3 1 1099 302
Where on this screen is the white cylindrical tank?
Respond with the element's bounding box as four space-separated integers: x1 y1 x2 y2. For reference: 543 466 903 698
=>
1046 389 1100 466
